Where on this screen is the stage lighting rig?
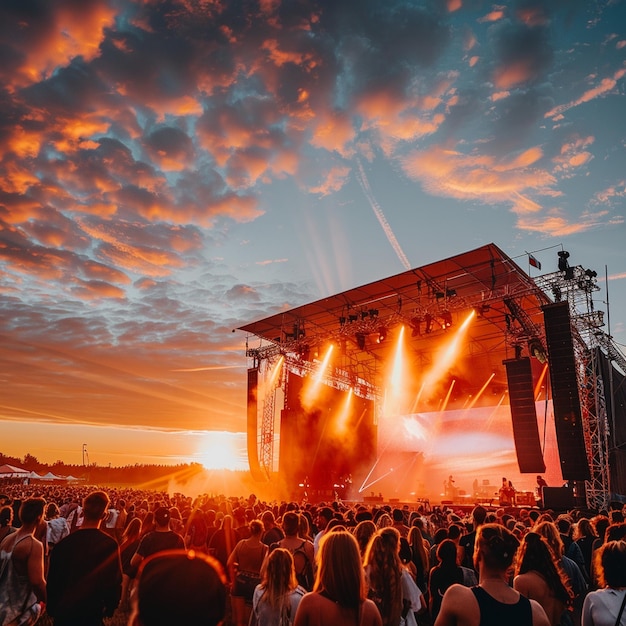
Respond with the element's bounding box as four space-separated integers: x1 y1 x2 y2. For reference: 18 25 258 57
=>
376 326 387 343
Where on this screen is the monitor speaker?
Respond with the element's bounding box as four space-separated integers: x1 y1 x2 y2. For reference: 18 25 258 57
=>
542 486 574 511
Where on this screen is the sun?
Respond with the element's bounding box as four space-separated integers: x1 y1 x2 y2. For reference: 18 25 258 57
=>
195 431 248 471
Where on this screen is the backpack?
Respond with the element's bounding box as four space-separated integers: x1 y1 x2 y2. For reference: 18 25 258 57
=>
291 540 314 591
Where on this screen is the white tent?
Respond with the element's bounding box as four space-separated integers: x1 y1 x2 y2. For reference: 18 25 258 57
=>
39 471 62 481
0 463 30 478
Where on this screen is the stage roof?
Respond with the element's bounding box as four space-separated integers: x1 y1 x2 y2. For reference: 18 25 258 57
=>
239 243 553 404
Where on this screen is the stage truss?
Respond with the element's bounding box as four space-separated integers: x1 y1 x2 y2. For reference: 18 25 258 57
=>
240 244 623 508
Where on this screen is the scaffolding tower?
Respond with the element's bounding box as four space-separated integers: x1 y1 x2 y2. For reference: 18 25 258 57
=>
534 265 612 510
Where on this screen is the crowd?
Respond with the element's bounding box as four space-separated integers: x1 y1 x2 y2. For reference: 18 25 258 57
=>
1 482 625 626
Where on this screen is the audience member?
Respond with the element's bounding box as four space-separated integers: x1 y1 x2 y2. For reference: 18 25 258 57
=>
228 519 268 626
514 532 574 626
294 530 382 626
251 548 306 626
581 540 626 626
47 490 122 626
0 497 46 626
129 549 227 626
434 523 550 626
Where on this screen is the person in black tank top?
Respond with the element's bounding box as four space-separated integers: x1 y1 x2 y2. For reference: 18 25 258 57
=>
472 585 532 626
434 523 549 626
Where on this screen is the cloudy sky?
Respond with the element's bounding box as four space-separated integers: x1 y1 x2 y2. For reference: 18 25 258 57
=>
1 0 625 470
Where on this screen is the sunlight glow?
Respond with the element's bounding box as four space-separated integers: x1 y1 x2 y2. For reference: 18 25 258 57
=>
196 432 247 470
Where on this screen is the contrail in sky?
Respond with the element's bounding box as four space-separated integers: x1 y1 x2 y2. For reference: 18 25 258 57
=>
356 159 412 270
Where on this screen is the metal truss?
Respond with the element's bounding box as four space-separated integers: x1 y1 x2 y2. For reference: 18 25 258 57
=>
534 266 612 510
259 358 277 477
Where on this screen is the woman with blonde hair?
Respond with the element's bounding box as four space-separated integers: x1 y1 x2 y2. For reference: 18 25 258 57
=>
364 527 423 626
294 530 382 626
251 548 306 625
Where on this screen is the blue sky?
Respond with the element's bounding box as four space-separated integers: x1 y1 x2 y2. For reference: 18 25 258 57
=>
0 0 624 469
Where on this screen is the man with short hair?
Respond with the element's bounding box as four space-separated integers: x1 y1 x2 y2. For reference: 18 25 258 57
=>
130 506 184 570
392 508 410 537
47 490 122 626
313 506 334 557
274 511 315 590
459 505 487 571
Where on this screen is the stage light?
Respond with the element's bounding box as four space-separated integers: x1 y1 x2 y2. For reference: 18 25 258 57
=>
348 314 358 323
585 269 597 278
528 339 547 363
552 285 562 302
339 316 346 326
369 309 379 318
361 311 369 320
377 326 387 343
355 332 366 350
442 311 452 328
557 250 570 272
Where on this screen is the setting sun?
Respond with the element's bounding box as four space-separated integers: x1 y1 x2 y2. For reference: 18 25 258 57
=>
195 431 248 471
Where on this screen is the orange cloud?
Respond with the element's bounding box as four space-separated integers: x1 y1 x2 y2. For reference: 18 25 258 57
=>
515 210 608 236
309 166 351 196
479 8 506 23
546 66 626 118
11 3 116 90
493 61 535 89
310 112 356 155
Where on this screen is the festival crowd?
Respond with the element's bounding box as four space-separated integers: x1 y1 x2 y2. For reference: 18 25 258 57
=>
1 483 626 626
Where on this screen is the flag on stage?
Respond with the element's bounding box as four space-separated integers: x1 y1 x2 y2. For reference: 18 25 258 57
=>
528 254 541 270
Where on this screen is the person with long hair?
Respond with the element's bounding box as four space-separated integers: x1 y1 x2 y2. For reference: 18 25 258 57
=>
251 548 306 625
534 520 587 622
435 523 550 626
355 520 377 560
582 540 626 626
428 539 477 622
514 532 574 626
294 530 382 626
364 526 423 626
408 525 430 593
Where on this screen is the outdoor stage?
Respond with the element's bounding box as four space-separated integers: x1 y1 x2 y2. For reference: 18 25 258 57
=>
239 244 626 510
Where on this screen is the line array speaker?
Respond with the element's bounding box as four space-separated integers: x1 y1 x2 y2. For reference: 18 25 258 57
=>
504 357 546 473
543 302 590 481
246 367 265 481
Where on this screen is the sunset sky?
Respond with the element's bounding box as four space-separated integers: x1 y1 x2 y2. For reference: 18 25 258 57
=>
1 0 625 476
